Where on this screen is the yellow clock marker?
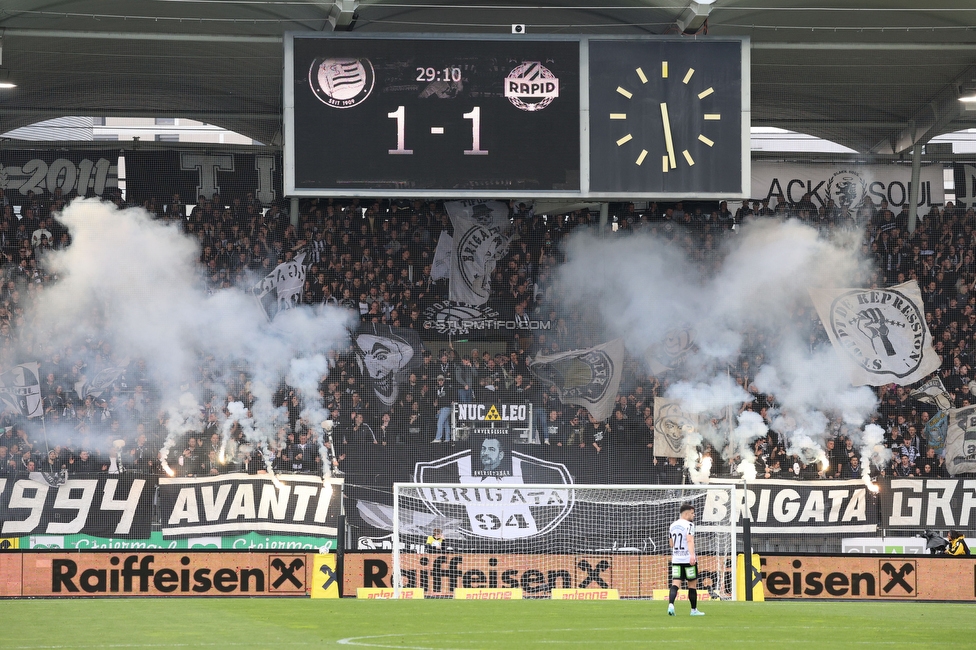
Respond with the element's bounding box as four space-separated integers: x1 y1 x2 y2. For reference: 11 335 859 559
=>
636 67 648 84
616 134 633 146
698 134 714 147
662 61 668 78
683 68 695 84
704 114 721 120
610 113 627 120
616 86 633 99
662 155 669 172
698 87 715 99
682 150 695 166
636 149 648 166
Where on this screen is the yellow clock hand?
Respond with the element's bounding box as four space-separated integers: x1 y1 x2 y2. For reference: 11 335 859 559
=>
660 102 677 170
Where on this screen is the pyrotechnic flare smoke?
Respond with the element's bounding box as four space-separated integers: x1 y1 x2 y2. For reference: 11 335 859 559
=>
553 218 877 480
858 423 890 492
732 410 768 481
25 199 354 469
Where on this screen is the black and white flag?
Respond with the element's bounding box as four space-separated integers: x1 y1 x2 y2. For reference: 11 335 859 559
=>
653 397 699 458
352 323 425 411
809 280 940 386
430 231 452 282
252 252 306 321
445 200 511 306
0 362 43 419
910 375 954 412
528 339 625 421
74 359 129 401
944 405 976 476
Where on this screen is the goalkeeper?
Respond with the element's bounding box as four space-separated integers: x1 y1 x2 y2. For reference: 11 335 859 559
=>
668 503 704 616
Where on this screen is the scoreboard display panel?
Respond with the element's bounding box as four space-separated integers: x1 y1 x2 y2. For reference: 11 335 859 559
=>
285 34 749 199
286 34 581 197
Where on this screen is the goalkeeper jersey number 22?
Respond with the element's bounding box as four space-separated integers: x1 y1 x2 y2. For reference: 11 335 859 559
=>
669 519 694 564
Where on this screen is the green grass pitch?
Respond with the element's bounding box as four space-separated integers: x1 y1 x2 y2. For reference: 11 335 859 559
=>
1 599 968 649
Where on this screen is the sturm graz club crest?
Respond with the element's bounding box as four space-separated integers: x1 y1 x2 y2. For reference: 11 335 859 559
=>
825 169 868 213
828 288 925 378
422 301 501 336
413 449 573 540
309 58 375 109
535 349 616 404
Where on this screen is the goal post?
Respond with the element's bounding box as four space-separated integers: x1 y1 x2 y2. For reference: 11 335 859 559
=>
392 483 737 600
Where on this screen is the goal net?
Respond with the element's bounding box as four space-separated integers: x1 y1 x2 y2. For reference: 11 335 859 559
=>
392 483 736 600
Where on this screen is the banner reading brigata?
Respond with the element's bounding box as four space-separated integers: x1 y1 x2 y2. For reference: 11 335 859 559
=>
158 474 342 539
709 479 878 535
751 162 944 216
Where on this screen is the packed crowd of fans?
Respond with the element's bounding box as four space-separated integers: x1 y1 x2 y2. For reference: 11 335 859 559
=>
0 185 968 485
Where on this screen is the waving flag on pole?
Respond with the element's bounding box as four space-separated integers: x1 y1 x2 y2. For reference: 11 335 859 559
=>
253 252 306 321
445 200 511 306
528 339 625 421
0 362 43 418
809 280 940 386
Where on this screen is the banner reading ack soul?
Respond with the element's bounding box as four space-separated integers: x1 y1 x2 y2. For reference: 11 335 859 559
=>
158 474 342 538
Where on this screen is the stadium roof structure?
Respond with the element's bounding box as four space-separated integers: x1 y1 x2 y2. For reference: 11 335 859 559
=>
2 1 976 154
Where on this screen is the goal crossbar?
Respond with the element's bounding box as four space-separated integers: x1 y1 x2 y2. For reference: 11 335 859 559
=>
392 483 738 600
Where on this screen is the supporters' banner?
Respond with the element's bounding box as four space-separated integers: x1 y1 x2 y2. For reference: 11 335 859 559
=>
74 359 129 401
943 406 976 476
952 163 976 210
352 323 425 411
252 253 306 321
647 327 695 376
158 473 343 538
430 231 452 282
0 362 43 418
923 410 948 455
710 479 877 534
883 478 976 529
910 375 953 412
0 475 152 538
752 162 944 217
124 151 282 206
528 339 625 422
653 397 698 458
446 200 511 306
809 281 940 387
0 150 120 202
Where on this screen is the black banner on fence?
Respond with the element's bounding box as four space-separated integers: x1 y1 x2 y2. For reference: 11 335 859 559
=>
709 479 878 535
0 474 152 538
883 478 976 530
0 150 120 203
124 151 282 206
157 473 342 538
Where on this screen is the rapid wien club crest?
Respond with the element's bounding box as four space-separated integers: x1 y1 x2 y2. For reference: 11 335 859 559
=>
828 287 926 378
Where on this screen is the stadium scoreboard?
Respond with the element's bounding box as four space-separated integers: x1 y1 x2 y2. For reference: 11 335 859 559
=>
284 33 749 199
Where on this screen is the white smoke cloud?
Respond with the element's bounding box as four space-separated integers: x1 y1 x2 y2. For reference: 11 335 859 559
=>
25 199 355 465
554 218 878 482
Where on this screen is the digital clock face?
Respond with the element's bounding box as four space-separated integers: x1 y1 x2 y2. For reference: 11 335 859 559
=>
288 35 581 196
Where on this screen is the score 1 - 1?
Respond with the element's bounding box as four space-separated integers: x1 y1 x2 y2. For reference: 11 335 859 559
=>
387 105 488 156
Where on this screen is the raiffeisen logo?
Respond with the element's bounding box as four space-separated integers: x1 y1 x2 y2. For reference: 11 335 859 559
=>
505 62 559 112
